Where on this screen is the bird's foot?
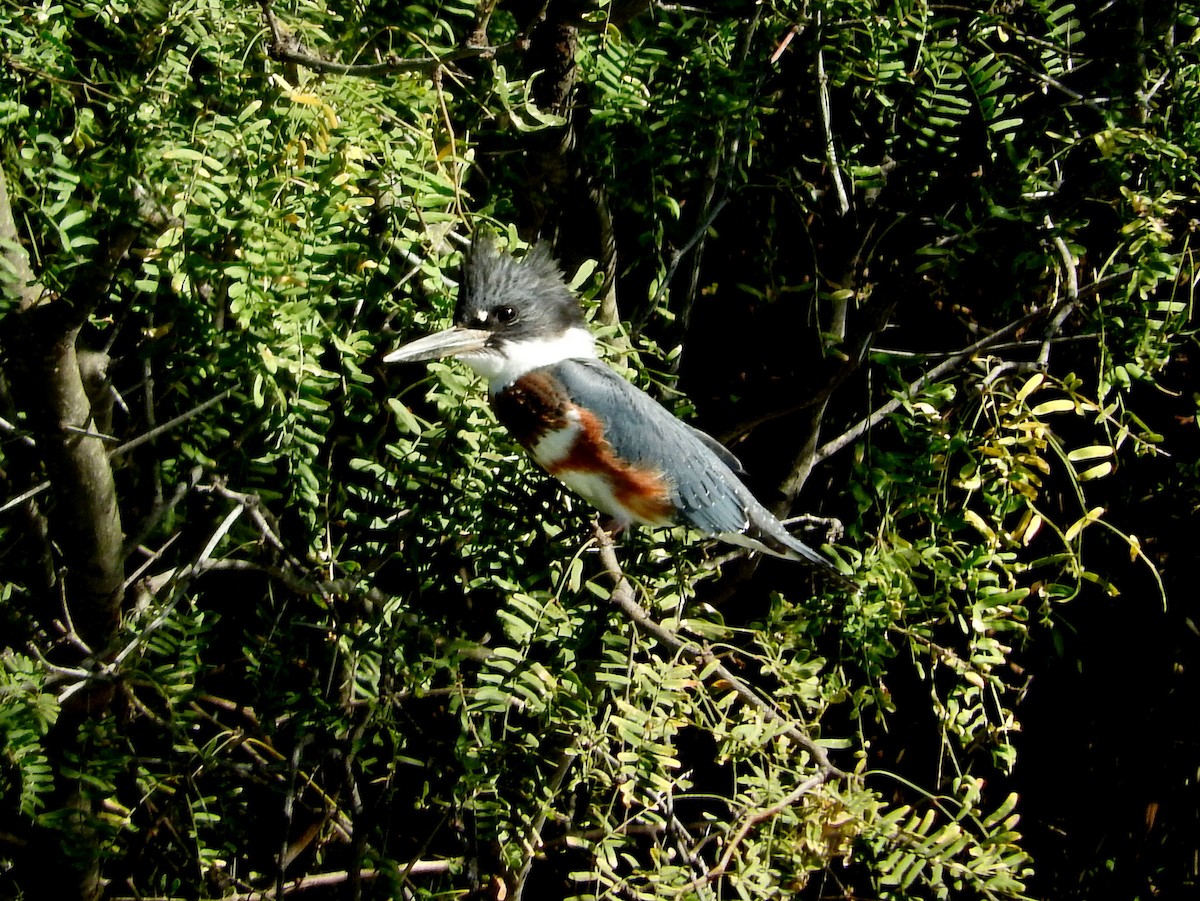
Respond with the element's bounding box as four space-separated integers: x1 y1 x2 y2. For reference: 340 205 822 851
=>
785 513 844 544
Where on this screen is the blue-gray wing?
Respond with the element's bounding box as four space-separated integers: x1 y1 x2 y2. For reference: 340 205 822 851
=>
550 359 753 536
549 359 855 585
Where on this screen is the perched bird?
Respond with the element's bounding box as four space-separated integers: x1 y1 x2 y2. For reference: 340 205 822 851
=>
385 240 851 586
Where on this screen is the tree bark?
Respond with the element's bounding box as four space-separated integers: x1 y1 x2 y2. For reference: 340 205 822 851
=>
2 165 126 901
1 169 125 655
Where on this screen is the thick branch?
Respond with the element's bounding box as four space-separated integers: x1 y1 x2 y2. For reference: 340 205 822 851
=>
12 313 124 648
1 169 125 653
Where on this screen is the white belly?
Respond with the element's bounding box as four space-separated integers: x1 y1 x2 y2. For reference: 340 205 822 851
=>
528 408 673 528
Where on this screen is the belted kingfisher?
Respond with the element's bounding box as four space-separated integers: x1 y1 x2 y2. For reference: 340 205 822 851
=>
384 240 851 586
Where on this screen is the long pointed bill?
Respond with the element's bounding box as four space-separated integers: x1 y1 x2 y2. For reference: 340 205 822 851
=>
382 326 492 364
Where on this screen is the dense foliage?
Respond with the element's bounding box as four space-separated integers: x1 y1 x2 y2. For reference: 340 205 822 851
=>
1 1 1196 899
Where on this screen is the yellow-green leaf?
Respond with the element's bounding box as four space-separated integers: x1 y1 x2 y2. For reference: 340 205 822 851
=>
1014 373 1044 403
1030 398 1076 416
387 398 422 434
1077 461 1114 481
1064 506 1106 542
963 509 996 541
156 226 184 249
1067 445 1114 462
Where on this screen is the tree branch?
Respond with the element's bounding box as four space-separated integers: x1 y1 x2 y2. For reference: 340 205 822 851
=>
1 168 125 654
671 772 827 895
109 388 232 459
1038 216 1081 369
509 744 578 900
590 523 845 778
813 306 1052 465
816 13 850 217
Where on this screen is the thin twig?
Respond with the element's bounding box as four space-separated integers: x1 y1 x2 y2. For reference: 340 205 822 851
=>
868 333 1099 360
717 267 1128 447
202 482 287 553
109 389 232 459
648 4 762 337
813 306 1051 465
108 863 457 900
0 413 36 445
670 772 827 895
0 479 49 515
121 466 203 561
63 424 119 442
1007 55 1108 113
510 744 578 899
1038 216 1082 369
121 533 182 592
650 196 730 311
816 12 850 216
57 496 246 704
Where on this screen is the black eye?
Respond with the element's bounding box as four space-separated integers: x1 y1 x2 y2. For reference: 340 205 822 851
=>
494 305 517 324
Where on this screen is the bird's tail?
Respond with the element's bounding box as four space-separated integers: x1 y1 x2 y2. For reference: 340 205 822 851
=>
725 503 858 590
769 531 858 591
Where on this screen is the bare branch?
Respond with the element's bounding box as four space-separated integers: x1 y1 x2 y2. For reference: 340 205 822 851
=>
0 479 49 515
1038 216 1082 369
814 306 1051 465
225 864 454 899
108 864 458 900
510 744 578 900
816 13 850 217
109 389 232 459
